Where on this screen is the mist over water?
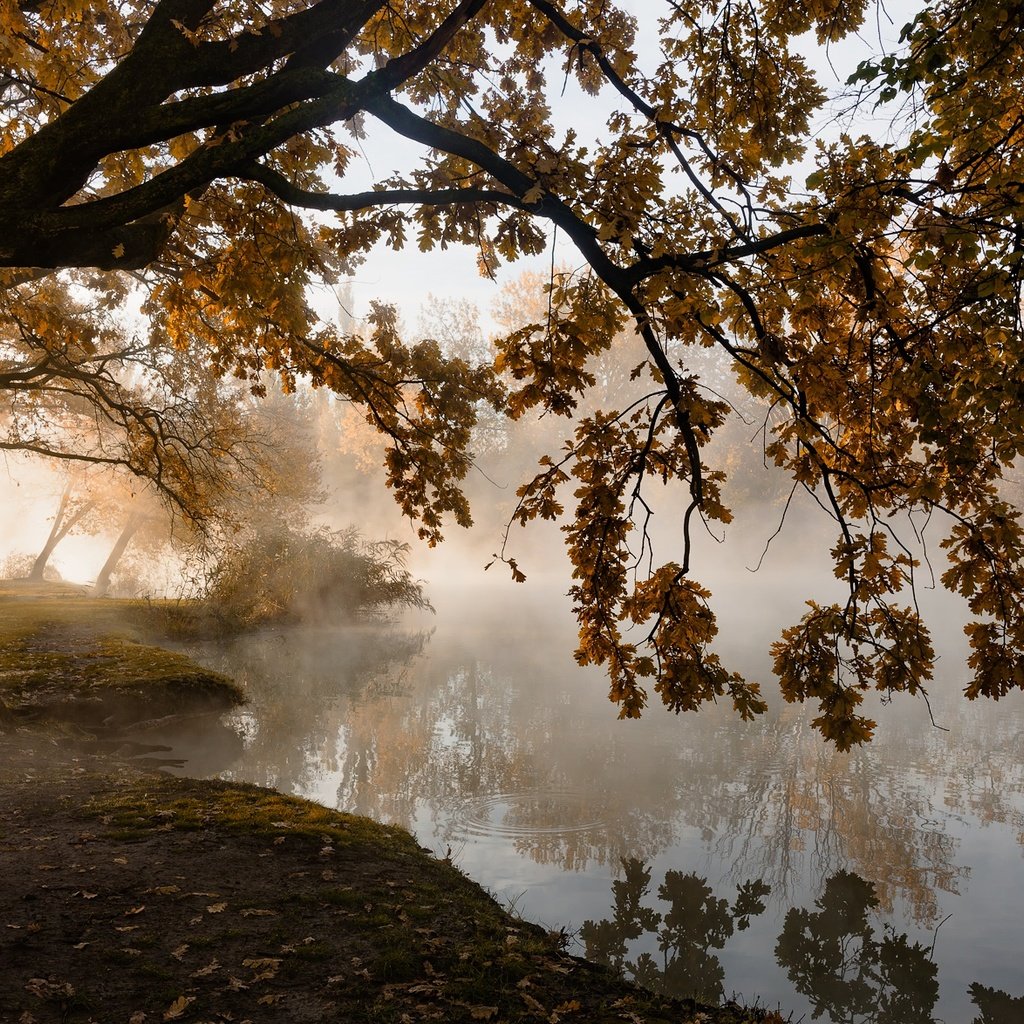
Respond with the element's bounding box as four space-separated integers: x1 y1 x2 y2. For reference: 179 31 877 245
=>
154 530 1024 1024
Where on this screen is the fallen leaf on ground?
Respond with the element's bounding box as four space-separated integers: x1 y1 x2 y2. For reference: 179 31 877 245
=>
170 944 189 961
552 999 582 1017
191 960 220 979
469 1007 498 1020
124 905 146 916
239 908 276 917
162 995 195 1021
521 992 547 1015
206 902 227 913
242 956 281 980
24 978 75 999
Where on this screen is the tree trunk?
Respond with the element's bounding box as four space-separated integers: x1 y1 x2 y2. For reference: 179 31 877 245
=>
92 512 144 597
29 485 71 581
29 489 96 581
28 533 63 581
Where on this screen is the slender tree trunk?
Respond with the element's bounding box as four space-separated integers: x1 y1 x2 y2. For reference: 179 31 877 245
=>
92 512 144 597
29 484 96 581
29 532 63 581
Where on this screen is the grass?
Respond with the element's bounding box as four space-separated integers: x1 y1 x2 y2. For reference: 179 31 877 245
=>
0 579 243 729
87 774 424 852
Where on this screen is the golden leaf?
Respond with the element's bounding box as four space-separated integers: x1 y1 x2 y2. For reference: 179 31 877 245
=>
162 995 195 1021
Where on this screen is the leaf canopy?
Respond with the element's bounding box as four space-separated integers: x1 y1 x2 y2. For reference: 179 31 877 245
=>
3 0 1024 745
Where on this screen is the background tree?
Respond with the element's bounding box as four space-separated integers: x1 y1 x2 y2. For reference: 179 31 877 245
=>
3 0 1024 743
90 487 176 597
0 276 278 519
27 470 96 581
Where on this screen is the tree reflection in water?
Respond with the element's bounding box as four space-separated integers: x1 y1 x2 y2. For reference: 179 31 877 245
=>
185 614 1024 1020
775 870 938 1023
580 858 769 1005
583 865 1024 1024
968 984 1024 1024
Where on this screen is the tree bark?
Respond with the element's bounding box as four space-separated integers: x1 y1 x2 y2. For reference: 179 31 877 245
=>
28 486 95 581
92 512 145 598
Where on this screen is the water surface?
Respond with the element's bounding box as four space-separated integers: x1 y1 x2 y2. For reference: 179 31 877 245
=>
173 579 1024 1023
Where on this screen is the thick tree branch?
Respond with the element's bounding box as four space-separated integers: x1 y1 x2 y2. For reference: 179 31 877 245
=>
242 160 522 212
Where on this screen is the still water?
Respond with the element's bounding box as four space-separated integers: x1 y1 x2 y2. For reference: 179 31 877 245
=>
172 578 1024 1023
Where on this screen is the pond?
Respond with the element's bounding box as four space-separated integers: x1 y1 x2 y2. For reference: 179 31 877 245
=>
164 575 1024 1024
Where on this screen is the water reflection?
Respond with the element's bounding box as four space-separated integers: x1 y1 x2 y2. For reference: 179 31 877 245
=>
584 866 1024 1024
969 984 1024 1024
185 616 1022 904
187 626 429 797
775 870 938 1024
175 594 1024 1022
580 858 769 1004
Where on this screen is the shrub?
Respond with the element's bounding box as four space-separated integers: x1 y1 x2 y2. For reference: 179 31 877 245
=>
203 525 430 631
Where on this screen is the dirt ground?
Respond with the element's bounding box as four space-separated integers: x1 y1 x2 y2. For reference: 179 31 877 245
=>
0 736 783 1024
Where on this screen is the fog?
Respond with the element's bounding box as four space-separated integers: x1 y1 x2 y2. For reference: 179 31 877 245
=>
143 563 1022 1023
3 286 1023 1024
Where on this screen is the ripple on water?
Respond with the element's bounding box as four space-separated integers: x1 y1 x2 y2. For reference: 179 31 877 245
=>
451 790 609 840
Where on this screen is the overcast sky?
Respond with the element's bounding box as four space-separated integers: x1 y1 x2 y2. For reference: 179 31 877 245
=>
327 0 922 336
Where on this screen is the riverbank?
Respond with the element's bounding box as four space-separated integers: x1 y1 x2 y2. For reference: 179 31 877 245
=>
0 583 783 1023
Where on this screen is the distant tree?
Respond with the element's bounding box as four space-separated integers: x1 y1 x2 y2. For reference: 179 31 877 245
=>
28 473 96 581
202 524 429 631
177 381 431 626
91 502 159 598
4 0 1024 744
0 280 271 518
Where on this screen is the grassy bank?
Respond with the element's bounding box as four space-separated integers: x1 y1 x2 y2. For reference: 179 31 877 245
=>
0 580 243 730
0 581 783 1023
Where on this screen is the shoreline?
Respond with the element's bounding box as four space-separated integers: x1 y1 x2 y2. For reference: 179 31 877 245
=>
0 582 783 1023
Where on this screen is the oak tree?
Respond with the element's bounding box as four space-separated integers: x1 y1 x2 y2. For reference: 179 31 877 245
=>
2 0 1023 746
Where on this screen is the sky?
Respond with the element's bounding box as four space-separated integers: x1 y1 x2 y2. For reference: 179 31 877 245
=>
324 0 924 333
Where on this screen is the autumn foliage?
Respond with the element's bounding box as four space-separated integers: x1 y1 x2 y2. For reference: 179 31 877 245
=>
2 0 1024 746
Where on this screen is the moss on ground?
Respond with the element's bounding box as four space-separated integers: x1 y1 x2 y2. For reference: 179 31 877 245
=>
1 760 783 1023
0 581 243 729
